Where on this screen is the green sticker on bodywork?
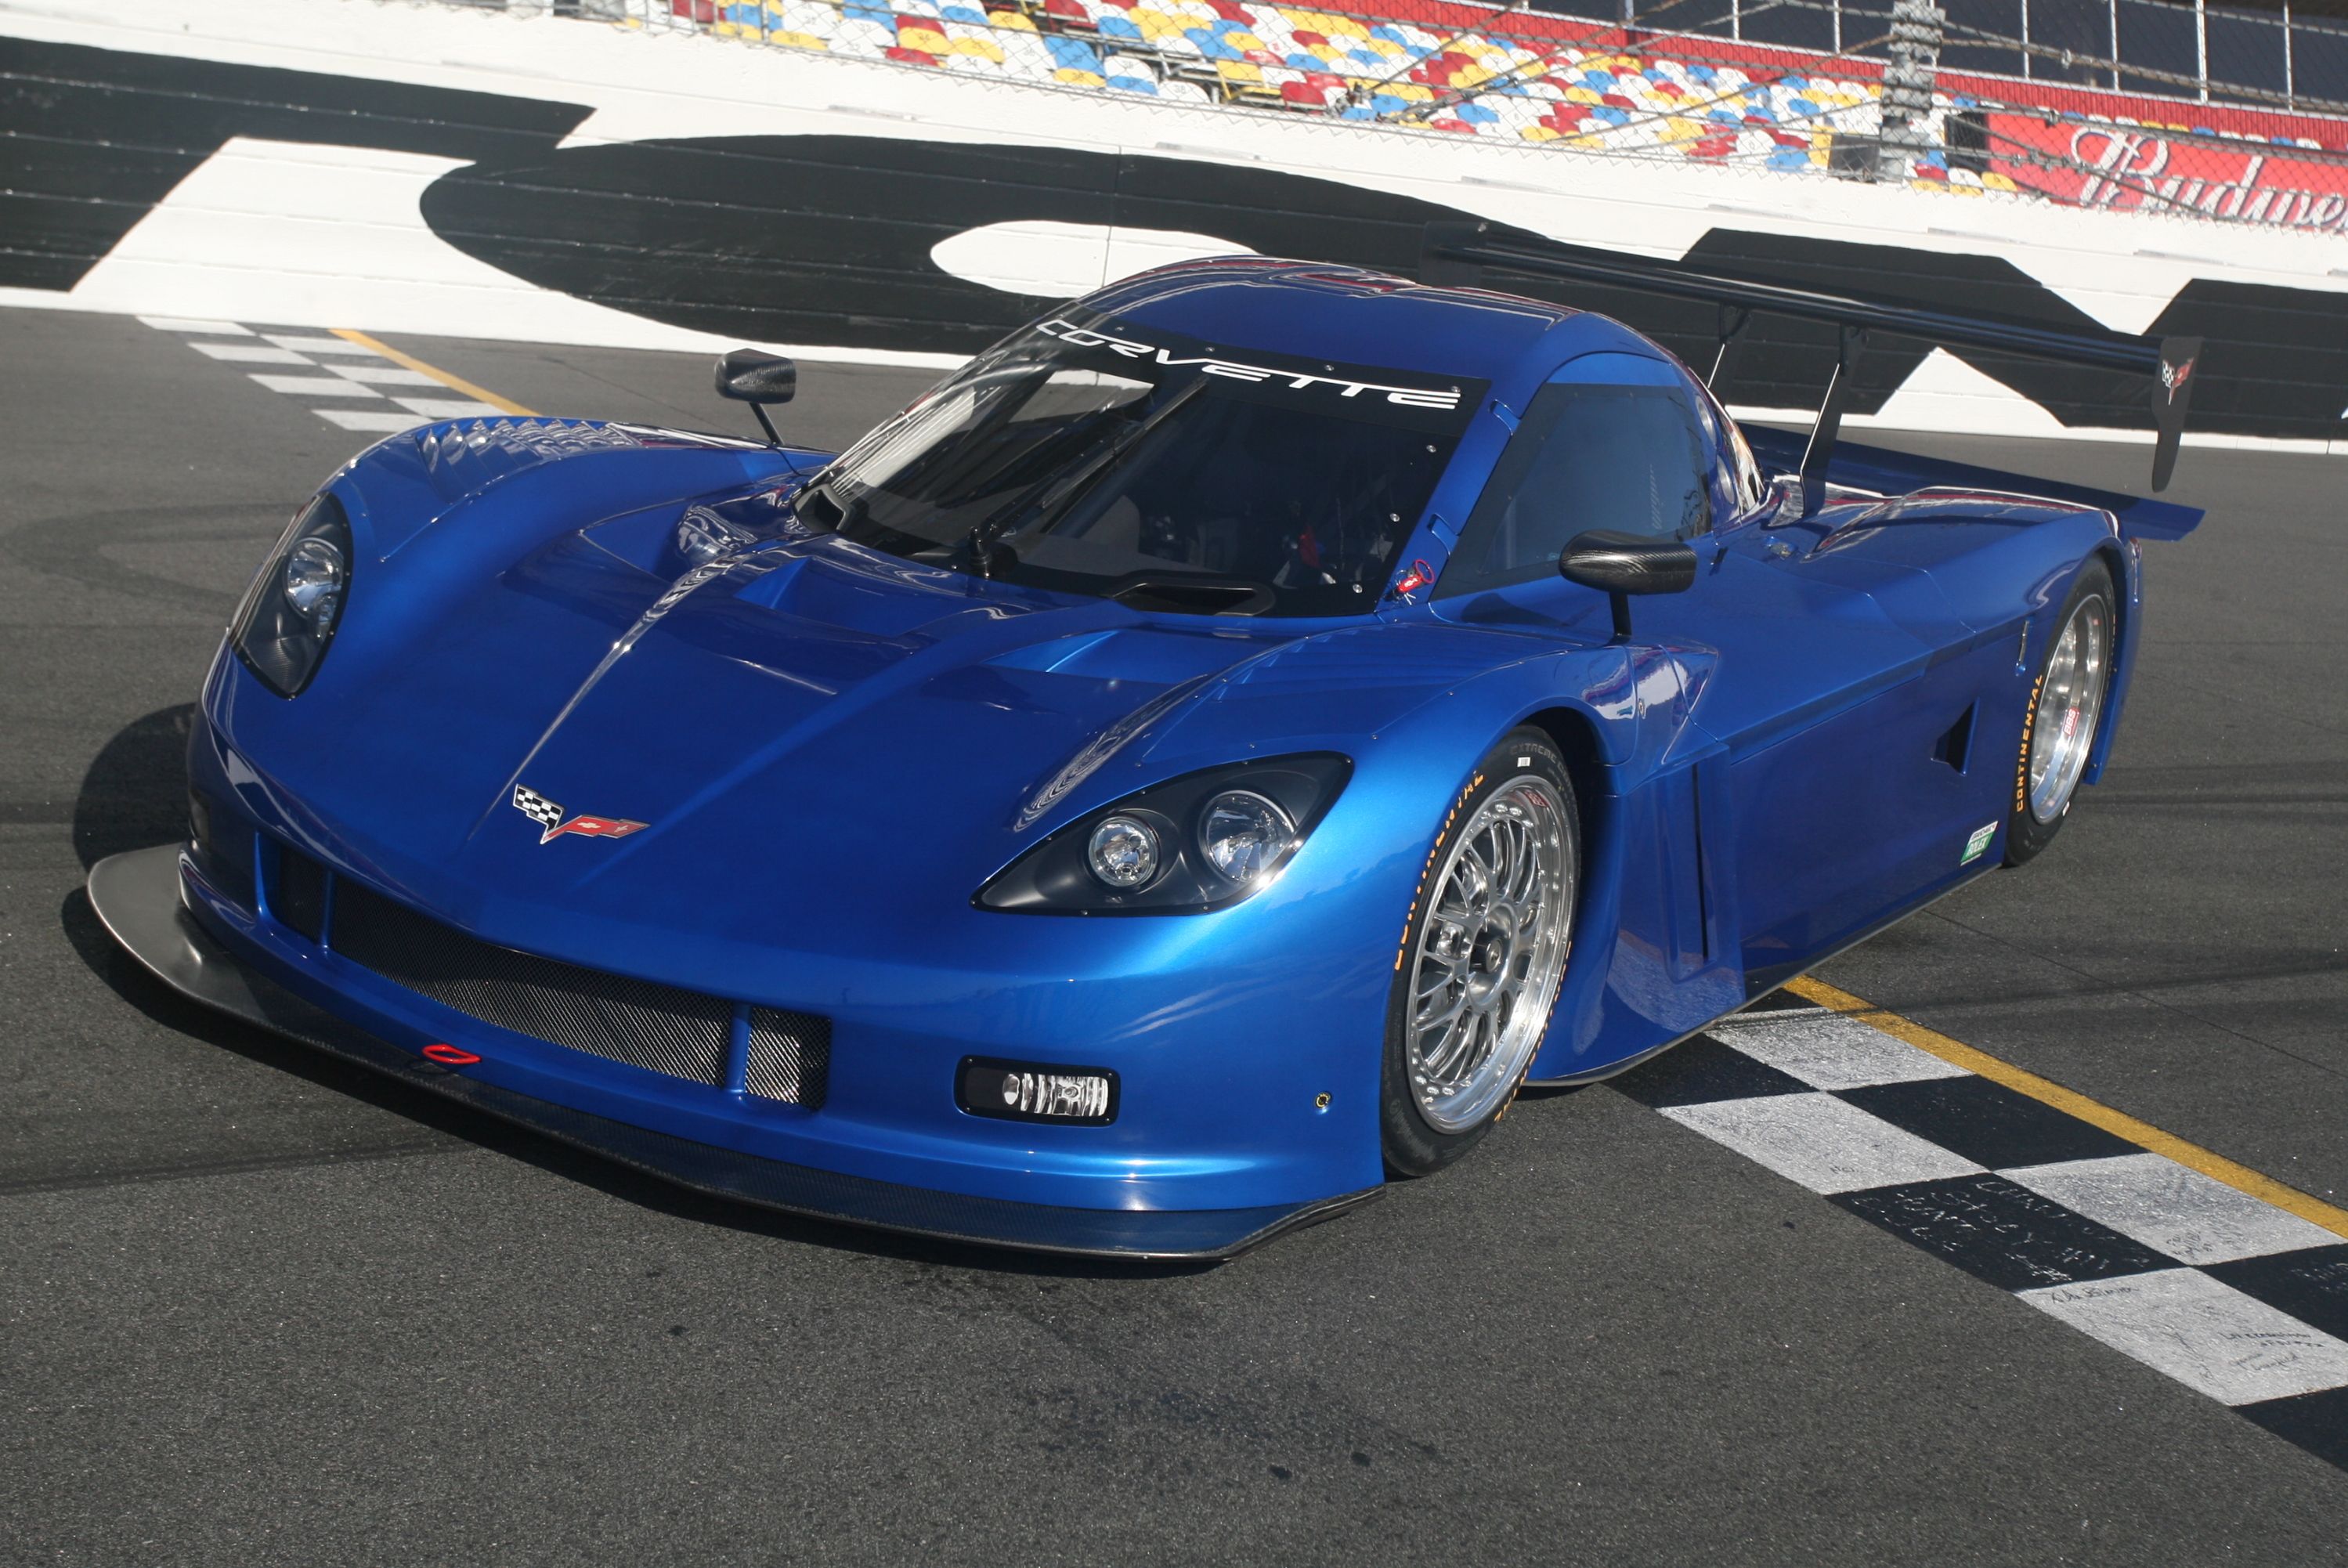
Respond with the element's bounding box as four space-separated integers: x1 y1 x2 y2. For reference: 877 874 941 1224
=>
1961 822 1998 865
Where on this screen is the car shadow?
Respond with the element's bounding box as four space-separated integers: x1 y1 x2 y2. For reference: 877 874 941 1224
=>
73 703 197 871
61 706 1216 1279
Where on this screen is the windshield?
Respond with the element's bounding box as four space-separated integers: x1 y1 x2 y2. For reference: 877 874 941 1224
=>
802 313 1483 617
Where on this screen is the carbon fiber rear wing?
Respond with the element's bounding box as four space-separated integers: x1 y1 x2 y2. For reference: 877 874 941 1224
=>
1421 221 2201 510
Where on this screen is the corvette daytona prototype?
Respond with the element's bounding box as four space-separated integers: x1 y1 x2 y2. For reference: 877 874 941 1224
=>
89 253 2204 1258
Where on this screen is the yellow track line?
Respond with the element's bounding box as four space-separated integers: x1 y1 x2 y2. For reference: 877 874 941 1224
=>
331 328 538 417
1787 974 2348 1241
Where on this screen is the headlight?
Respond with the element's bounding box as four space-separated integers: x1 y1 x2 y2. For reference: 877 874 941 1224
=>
978 754 1350 914
1085 815 1161 889
231 493 352 697
1197 791 1294 883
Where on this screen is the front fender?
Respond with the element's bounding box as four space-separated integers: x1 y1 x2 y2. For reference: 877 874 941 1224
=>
1195 628 1739 1086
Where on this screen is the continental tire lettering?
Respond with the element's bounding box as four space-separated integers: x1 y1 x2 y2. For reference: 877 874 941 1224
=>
1396 770 1484 973
2016 672 2044 815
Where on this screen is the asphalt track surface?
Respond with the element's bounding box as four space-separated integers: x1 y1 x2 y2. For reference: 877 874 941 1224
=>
5 306 2345 1565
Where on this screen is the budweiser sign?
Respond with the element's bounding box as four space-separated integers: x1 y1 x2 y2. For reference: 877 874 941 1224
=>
1989 117 2348 232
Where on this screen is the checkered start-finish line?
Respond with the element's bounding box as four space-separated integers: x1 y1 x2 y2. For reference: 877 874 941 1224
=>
1612 994 2348 1470
141 316 511 432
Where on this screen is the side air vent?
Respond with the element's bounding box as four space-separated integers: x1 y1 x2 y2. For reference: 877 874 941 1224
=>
1932 704 1977 775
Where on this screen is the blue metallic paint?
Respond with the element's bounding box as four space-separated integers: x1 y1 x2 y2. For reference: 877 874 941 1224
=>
134 261 2200 1248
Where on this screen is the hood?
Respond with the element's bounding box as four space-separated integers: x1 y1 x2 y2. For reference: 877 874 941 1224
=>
337 417 798 555
243 517 1501 950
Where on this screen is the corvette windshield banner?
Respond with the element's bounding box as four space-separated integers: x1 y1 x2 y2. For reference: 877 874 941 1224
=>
1029 314 1488 436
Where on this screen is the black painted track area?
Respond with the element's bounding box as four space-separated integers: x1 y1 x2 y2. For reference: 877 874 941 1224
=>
5 307 2343 1566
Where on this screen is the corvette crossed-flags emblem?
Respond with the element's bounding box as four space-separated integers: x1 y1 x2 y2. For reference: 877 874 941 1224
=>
511 784 648 846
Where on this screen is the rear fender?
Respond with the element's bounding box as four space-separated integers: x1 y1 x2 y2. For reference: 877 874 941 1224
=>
1779 486 2148 793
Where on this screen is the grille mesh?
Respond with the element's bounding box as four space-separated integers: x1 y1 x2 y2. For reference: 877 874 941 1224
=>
747 1006 830 1110
331 880 730 1088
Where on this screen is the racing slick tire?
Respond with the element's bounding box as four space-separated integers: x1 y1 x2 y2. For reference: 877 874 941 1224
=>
2004 558 2117 866
1381 728 1580 1177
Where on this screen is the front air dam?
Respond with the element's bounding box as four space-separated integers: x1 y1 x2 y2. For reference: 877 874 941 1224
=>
84 844 1380 1261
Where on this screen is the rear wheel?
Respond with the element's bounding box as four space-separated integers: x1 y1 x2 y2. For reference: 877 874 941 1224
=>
1381 728 1579 1177
2005 559 2115 866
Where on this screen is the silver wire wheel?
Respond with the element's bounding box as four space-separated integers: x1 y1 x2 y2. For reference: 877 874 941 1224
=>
1403 774 1576 1136
2025 590 2111 825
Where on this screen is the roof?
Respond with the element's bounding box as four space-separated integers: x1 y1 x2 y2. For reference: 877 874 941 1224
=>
1078 258 1653 394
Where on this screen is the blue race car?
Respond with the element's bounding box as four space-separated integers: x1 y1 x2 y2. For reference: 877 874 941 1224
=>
90 244 2204 1258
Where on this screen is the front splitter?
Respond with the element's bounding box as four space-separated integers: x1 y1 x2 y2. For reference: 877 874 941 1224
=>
85 844 1378 1262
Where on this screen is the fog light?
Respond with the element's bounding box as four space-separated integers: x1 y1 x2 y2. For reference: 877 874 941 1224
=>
957 1057 1118 1125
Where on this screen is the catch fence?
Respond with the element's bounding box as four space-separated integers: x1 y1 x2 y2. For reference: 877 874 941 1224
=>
468 0 2348 230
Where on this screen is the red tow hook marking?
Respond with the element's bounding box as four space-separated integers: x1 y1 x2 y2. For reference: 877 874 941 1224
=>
421 1043 482 1067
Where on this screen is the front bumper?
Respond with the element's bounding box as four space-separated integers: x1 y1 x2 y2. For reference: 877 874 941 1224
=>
87 844 1378 1260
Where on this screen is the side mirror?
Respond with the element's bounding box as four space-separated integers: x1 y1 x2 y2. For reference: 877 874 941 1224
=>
714 349 797 445
1558 529 1699 641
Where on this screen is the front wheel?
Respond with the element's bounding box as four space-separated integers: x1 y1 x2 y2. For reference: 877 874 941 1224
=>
1381 728 1580 1177
2005 558 2116 866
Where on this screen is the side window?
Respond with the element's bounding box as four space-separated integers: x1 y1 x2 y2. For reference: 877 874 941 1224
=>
1440 361 1713 597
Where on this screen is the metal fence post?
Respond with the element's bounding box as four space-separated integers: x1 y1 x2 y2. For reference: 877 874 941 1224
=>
1877 0 1945 180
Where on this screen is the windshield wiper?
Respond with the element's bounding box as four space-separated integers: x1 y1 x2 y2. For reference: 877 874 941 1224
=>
952 378 1208 575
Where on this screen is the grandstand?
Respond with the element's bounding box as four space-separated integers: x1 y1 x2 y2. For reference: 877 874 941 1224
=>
574 0 2346 225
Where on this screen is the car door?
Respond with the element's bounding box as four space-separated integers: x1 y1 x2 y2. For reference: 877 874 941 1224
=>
1432 350 1984 994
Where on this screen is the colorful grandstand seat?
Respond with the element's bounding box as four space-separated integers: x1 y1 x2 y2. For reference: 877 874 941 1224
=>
836 17 898 51
898 19 952 52
946 24 1006 60
663 0 2108 189
1046 33 1103 70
